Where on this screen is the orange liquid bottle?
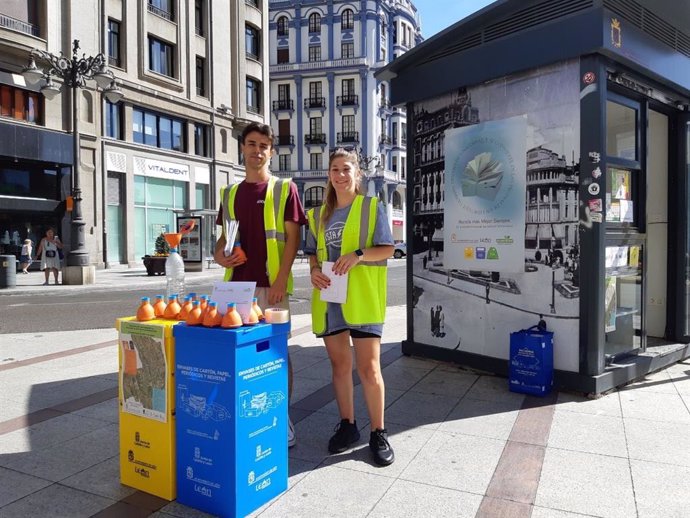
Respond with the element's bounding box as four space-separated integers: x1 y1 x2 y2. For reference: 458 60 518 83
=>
252 297 264 321
153 294 166 318
244 304 259 325
164 294 181 319
136 297 155 321
178 295 193 320
186 300 202 326
203 301 221 327
221 302 243 328
199 295 209 312
188 292 198 302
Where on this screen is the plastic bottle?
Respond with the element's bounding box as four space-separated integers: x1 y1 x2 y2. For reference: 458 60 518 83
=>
244 304 259 325
165 248 185 299
252 297 264 321
153 294 166 318
164 294 181 319
233 240 248 263
136 297 155 321
199 295 208 312
186 300 202 326
203 301 222 327
178 295 193 321
188 292 198 302
221 302 243 328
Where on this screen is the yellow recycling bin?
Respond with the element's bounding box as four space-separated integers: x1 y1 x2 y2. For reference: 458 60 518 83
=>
116 317 178 500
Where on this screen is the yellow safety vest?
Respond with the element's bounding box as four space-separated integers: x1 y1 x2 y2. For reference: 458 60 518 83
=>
220 176 294 293
307 195 388 335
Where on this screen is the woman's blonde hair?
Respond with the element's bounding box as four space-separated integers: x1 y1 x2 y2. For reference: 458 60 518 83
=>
321 148 364 225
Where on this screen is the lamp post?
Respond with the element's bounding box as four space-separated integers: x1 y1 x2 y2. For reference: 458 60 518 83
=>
22 39 123 269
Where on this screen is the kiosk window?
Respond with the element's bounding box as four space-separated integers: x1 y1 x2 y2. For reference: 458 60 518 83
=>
606 100 637 161
605 167 634 223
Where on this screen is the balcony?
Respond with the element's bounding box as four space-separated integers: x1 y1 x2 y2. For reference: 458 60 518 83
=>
270 57 368 74
305 133 327 145
337 131 359 145
274 135 295 147
304 97 326 110
0 13 40 36
379 134 392 146
272 99 294 112
147 2 174 21
337 95 359 107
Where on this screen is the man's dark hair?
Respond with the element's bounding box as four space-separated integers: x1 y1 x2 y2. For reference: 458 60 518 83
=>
241 122 274 145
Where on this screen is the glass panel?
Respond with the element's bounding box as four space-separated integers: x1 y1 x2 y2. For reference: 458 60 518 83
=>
173 181 186 209
172 120 183 151
133 109 144 143
195 184 208 209
605 245 643 359
606 100 637 160
134 175 146 204
159 117 172 149
107 205 123 263
144 112 157 146
605 167 634 223
134 206 146 258
685 121 690 336
147 208 174 254
147 177 173 207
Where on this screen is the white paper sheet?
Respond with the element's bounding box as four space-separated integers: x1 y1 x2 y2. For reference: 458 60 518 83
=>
223 219 239 257
211 281 256 320
319 261 348 304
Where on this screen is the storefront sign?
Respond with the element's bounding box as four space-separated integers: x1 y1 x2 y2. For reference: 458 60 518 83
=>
444 116 527 272
136 157 190 181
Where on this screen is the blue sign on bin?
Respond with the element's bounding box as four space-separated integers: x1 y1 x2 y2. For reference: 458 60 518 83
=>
509 326 554 396
174 322 289 517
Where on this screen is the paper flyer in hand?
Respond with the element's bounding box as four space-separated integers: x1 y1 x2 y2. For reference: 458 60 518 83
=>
223 219 239 257
319 261 348 304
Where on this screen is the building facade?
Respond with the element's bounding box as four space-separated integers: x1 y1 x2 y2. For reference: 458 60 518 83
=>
267 0 422 243
0 0 270 269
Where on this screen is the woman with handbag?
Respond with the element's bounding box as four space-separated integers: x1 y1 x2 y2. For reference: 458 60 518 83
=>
36 227 62 285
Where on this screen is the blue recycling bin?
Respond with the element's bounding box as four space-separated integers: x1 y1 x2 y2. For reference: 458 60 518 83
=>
174 322 289 517
509 326 554 396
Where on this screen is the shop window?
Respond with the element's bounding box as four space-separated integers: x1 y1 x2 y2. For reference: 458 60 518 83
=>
0 84 42 124
133 107 185 152
0 160 63 199
606 100 637 161
195 183 209 209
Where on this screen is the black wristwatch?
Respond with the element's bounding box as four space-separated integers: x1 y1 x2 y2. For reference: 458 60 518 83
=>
354 248 364 260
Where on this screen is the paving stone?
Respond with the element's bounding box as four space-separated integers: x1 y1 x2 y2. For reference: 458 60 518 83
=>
439 397 520 441
385 390 462 429
409 368 477 397
0 483 114 518
60 456 137 501
555 391 622 417
317 384 405 422
630 458 690 518
258 465 394 517
619 369 676 394
464 376 525 405
380 363 432 391
531 507 600 517
535 448 636 518
620 390 690 424
369 479 482 518
548 410 627 457
290 376 330 406
287 411 345 463
399 430 505 495
0 466 52 507
625 418 690 467
70 398 119 424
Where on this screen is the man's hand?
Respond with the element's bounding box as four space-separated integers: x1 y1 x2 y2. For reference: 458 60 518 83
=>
214 238 247 268
268 275 288 305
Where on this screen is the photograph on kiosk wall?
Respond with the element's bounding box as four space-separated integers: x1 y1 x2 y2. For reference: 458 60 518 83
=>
411 59 581 373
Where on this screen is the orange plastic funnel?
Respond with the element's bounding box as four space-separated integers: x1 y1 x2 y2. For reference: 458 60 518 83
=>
164 232 182 248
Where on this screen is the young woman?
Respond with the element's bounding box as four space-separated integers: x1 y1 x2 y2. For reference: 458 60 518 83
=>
36 227 62 285
19 239 33 274
305 149 395 466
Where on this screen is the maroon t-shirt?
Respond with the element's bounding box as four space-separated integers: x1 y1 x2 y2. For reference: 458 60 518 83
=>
216 179 307 287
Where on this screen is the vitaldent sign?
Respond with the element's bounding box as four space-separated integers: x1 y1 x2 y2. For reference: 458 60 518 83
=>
135 157 190 182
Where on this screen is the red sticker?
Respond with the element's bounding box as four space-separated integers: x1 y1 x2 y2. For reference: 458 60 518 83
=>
583 72 596 84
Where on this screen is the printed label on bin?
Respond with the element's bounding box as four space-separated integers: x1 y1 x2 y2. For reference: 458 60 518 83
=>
119 321 168 422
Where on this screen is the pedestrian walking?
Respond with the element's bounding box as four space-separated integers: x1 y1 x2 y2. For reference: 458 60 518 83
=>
19 239 33 274
213 122 306 448
36 227 62 285
306 148 396 466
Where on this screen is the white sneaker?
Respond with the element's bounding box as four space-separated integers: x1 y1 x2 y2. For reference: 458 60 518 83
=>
288 417 296 448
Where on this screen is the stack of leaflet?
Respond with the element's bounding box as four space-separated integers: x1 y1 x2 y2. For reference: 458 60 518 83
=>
223 219 239 257
461 152 504 201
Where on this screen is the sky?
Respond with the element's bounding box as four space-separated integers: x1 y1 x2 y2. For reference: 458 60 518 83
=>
412 0 497 38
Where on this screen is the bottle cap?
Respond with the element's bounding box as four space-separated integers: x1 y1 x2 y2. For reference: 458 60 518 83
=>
169 295 176 300
227 302 236 308
156 294 164 300
141 296 150 302
210 301 217 307
253 297 258 302
192 300 200 306
184 295 191 301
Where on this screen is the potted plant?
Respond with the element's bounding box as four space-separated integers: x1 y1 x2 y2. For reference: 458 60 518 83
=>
142 234 169 276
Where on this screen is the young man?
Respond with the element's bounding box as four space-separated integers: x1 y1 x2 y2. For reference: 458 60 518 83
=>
214 122 306 447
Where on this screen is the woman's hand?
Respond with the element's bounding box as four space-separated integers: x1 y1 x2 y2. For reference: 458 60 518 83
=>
332 252 360 276
310 266 330 290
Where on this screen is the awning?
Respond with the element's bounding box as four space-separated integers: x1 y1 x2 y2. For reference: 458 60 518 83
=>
538 226 551 239
525 225 538 239
552 224 565 239
432 228 444 242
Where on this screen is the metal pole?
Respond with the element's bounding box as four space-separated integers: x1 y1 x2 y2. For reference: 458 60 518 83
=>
67 64 88 266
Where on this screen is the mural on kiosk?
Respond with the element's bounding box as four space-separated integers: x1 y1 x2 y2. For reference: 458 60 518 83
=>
411 59 581 372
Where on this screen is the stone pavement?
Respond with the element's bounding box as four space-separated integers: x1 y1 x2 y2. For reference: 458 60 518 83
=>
2 265 690 517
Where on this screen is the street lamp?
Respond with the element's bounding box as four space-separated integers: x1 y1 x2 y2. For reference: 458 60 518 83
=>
22 39 123 269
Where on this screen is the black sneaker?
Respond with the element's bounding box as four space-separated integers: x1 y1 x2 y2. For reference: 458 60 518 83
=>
369 429 395 466
328 419 360 453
